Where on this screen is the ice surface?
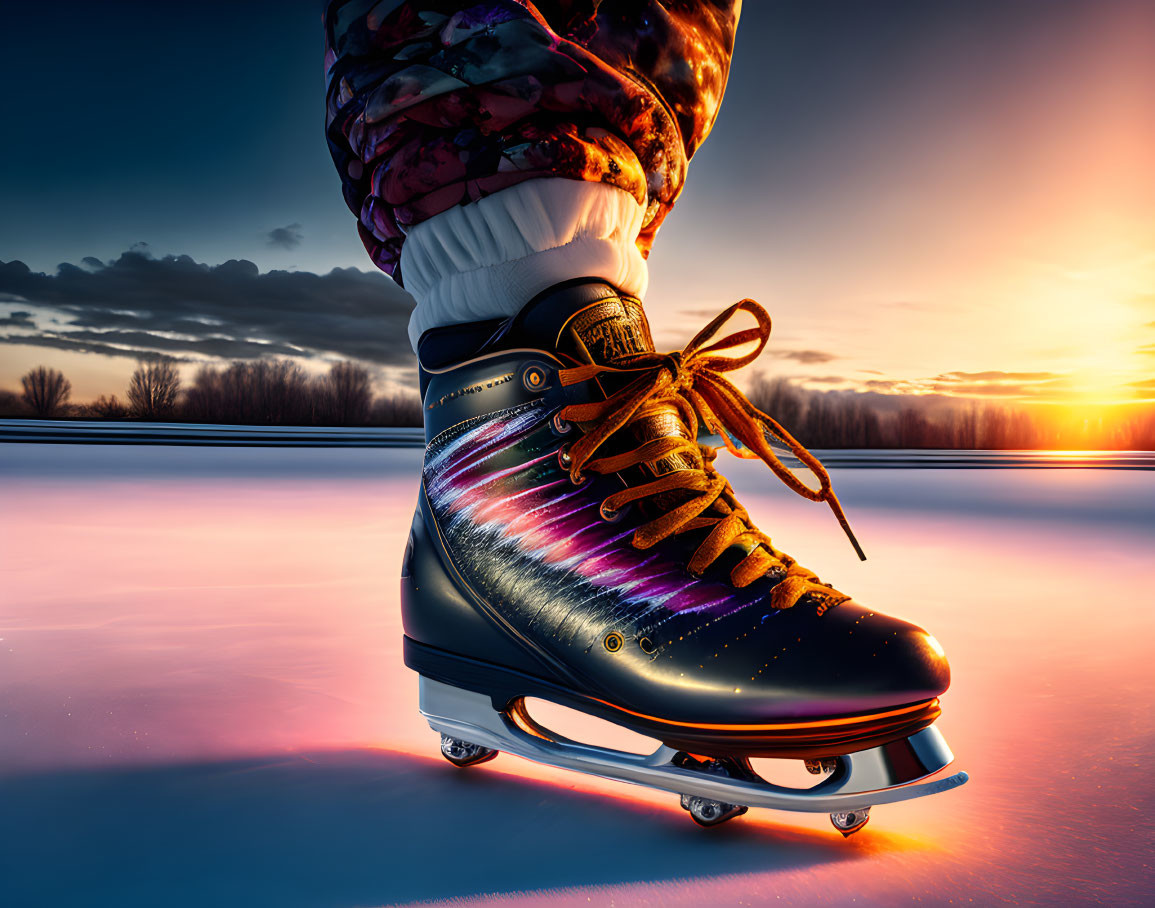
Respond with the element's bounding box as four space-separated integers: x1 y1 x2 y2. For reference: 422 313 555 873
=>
1 444 1152 905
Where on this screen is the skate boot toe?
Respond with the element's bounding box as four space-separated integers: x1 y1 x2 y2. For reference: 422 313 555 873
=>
760 599 951 716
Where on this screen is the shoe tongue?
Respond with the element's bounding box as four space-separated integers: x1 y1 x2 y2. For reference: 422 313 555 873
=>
512 280 654 364
559 294 655 365
514 281 696 476
554 291 698 477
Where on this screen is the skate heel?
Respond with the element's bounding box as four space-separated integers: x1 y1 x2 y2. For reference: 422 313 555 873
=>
417 675 968 835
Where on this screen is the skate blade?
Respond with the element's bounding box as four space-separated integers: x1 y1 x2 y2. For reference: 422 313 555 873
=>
418 676 968 814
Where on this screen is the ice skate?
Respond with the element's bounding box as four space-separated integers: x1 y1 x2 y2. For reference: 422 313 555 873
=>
402 280 967 835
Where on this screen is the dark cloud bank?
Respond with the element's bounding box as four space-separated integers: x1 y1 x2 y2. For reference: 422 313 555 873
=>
0 250 416 366
267 224 304 250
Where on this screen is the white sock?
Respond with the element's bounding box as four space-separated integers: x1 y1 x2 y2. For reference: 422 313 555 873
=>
399 178 649 350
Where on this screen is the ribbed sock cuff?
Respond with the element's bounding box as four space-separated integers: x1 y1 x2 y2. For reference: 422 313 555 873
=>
400 178 649 349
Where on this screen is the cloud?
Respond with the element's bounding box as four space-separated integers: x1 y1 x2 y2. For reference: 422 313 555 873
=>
767 349 838 364
0 250 416 367
934 370 1061 382
0 331 185 362
9 327 303 362
0 310 34 327
267 223 304 250
925 371 1067 398
1138 344 1155 357
932 382 1047 397
859 370 1071 400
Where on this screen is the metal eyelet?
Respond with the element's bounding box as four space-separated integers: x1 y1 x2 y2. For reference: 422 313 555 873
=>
551 413 573 435
603 631 624 653
556 443 586 485
521 365 548 392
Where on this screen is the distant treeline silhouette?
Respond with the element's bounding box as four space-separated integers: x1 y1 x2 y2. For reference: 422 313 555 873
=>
3 364 1153 446
1 361 423 427
745 376 1155 451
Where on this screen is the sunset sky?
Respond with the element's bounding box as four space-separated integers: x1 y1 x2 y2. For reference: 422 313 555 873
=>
1 0 1152 406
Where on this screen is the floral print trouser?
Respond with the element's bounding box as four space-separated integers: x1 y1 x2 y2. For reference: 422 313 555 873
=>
325 1 741 283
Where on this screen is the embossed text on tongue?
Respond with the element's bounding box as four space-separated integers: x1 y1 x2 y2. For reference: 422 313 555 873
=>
564 296 655 364
564 297 697 476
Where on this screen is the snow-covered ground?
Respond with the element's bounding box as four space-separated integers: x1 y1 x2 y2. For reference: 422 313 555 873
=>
1 444 1152 906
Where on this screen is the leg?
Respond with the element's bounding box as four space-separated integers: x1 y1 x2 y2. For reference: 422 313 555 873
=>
324 1 740 340
325 2 966 836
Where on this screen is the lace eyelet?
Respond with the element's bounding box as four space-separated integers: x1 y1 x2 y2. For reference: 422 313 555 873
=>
521 364 549 392
551 413 573 435
558 445 588 485
603 632 623 653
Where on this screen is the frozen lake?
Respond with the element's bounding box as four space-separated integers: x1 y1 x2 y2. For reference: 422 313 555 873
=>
1 443 1152 906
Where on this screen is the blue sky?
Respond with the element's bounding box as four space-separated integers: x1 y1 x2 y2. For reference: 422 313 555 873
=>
2 1 1151 402
0 1 360 275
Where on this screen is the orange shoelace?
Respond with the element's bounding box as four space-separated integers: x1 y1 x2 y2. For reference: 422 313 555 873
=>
557 299 864 611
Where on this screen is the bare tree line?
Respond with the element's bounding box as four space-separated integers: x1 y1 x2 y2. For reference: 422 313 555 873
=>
1 361 423 426
18 366 72 418
746 375 1155 451
3 364 1154 446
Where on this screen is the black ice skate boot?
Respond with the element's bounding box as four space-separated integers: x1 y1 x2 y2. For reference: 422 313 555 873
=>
402 280 966 834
